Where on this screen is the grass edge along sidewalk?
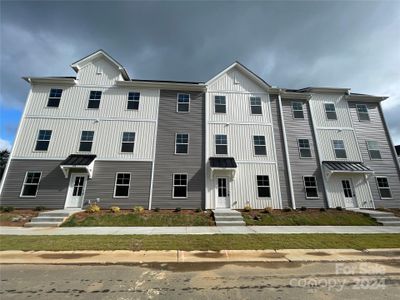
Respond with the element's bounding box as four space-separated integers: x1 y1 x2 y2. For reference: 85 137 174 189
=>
1 234 400 251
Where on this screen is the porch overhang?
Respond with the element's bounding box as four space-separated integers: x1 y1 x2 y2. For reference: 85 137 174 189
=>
322 161 374 179
60 154 97 179
209 157 237 178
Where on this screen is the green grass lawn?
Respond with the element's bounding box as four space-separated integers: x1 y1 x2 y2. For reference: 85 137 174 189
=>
1 234 399 251
242 210 379 226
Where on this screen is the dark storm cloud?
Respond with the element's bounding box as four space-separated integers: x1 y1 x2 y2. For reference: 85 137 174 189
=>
1 1 399 143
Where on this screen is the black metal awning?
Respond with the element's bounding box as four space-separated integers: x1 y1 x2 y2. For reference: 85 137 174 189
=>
322 161 373 174
60 154 97 178
209 157 237 168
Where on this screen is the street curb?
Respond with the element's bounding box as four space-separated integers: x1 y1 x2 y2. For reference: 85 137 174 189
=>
1 248 399 264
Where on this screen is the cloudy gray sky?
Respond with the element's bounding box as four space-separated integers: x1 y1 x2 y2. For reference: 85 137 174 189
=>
1 0 399 149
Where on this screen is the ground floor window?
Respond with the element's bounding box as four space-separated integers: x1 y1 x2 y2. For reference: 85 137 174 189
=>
114 173 131 197
173 174 187 198
20 172 42 197
376 177 392 199
256 175 270 197
303 176 318 198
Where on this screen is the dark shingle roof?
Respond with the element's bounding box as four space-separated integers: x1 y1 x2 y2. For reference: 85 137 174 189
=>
209 157 237 168
60 154 97 166
322 161 373 172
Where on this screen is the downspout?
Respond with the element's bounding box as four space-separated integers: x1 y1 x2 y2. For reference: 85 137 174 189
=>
277 93 296 209
148 89 160 210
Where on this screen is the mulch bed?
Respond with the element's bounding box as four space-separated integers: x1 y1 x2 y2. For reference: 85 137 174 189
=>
0 210 39 227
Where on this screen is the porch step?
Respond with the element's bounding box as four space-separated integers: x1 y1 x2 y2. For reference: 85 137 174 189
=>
24 222 61 228
373 217 400 222
347 209 400 226
215 220 246 226
213 209 245 226
377 221 400 226
25 209 82 227
30 217 66 223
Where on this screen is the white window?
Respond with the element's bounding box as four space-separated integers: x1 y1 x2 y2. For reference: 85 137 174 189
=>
214 96 226 113
127 92 140 110
121 132 135 153
250 97 262 115
47 89 62 107
292 102 304 119
114 173 131 198
20 172 41 197
303 176 319 198
253 135 267 155
173 174 187 198
298 139 311 158
215 134 228 155
175 133 189 154
177 93 190 112
376 177 392 199
257 175 270 197
79 131 94 152
333 140 347 159
35 130 52 151
324 103 337 120
356 104 370 121
366 141 382 160
88 91 102 109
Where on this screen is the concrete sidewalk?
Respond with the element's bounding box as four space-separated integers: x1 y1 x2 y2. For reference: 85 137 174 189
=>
1 225 400 235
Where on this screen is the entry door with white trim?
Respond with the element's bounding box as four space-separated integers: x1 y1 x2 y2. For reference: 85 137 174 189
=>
341 179 357 208
65 174 87 208
216 177 230 208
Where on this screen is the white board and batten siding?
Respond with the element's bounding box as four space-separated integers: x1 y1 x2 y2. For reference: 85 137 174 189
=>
76 56 124 86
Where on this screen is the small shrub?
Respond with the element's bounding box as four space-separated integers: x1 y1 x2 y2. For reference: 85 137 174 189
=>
283 207 292 212
263 207 273 214
133 206 145 214
320 207 326 212
154 207 160 212
253 215 261 221
336 206 343 211
300 206 307 211
174 207 181 212
34 206 46 212
110 206 120 213
1 206 14 213
243 205 252 212
86 203 100 213
195 208 202 213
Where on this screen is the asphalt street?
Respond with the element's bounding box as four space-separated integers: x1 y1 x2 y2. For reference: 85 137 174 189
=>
1 261 399 299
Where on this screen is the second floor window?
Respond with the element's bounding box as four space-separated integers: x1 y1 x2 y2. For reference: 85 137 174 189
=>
121 132 135 153
292 102 304 119
215 134 228 155
214 96 226 113
177 93 190 112
47 89 63 107
298 139 312 158
366 141 382 159
325 103 337 120
79 131 94 152
127 92 140 110
253 135 267 155
250 97 262 115
35 130 52 151
333 140 347 159
88 91 102 109
175 133 189 154
356 104 370 121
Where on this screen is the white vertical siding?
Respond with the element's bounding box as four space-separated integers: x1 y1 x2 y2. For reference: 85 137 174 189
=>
208 68 266 93
317 129 362 161
77 57 122 86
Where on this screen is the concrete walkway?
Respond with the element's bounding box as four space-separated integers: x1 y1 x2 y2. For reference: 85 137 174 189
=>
1 225 400 235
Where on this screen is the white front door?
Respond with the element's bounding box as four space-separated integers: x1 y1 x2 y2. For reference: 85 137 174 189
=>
65 174 87 208
216 177 230 208
341 179 357 208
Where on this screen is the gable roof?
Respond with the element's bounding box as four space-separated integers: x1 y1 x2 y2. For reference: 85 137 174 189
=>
70 49 130 80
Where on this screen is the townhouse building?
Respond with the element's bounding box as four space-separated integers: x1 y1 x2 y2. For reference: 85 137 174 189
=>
1 50 399 210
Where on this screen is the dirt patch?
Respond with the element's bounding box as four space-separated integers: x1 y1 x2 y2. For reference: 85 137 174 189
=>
0 210 39 227
259 252 287 258
193 252 226 258
305 251 331 256
39 253 100 259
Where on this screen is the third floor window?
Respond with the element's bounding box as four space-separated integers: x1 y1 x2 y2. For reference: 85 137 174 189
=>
324 103 337 120
88 91 102 109
47 89 63 107
214 96 226 113
127 92 140 110
292 102 304 119
177 93 190 112
250 97 262 115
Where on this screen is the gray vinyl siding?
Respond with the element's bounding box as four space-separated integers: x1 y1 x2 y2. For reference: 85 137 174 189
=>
281 99 327 208
151 90 205 209
269 95 291 208
349 101 400 208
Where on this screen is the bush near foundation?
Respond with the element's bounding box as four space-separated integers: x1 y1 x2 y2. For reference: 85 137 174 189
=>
133 206 145 214
110 206 120 213
86 204 101 213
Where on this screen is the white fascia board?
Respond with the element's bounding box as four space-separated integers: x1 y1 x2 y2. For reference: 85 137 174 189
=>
23 77 76 85
345 95 388 102
267 88 311 100
116 80 206 91
300 87 351 93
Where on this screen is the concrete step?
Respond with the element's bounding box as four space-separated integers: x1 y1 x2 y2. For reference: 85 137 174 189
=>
38 212 71 218
24 222 61 228
374 217 400 222
213 211 242 217
378 221 400 226
368 213 395 218
30 217 66 223
215 221 246 226
214 216 244 222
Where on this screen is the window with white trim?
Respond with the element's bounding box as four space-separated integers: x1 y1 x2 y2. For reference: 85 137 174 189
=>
215 134 228 155
114 173 131 197
20 172 41 197
35 130 52 151
121 132 135 153
47 89 62 107
376 177 392 199
356 104 370 121
88 91 102 109
298 139 312 158
127 92 140 110
324 103 337 120
175 133 189 154
303 176 318 198
257 175 270 197
214 96 226 113
250 97 262 115
173 174 187 198
253 135 267 155
177 93 190 112
366 141 381 160
333 140 347 159
79 131 94 152
292 102 304 119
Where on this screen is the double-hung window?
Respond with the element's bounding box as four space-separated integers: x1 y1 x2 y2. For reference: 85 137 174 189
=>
333 140 347 159
215 134 228 155
250 97 262 115
292 102 304 119
79 131 94 152
253 135 267 155
303 176 318 198
175 133 189 154
356 104 370 121
20 172 41 197
35 130 52 151
121 132 135 153
298 139 312 158
47 89 62 107
376 177 392 199
177 93 190 112
257 175 270 197
88 91 102 108
366 141 382 159
127 92 140 110
214 96 226 113
173 174 187 198
114 173 131 197
324 103 337 120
